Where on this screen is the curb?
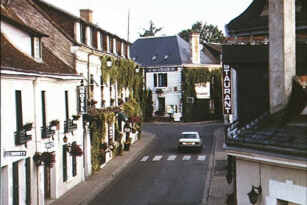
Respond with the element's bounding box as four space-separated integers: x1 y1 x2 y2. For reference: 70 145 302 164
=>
201 127 224 205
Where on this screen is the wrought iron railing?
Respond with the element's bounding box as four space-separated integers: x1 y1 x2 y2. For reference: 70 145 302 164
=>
41 126 56 139
64 119 78 133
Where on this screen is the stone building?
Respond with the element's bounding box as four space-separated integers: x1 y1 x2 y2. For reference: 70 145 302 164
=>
223 0 307 204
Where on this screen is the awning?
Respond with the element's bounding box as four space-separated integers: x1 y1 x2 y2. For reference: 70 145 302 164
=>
118 112 128 122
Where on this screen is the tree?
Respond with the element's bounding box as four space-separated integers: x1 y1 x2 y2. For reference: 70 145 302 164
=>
139 20 162 37
178 21 225 44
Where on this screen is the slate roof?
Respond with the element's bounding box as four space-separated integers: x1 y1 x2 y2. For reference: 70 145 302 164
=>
130 36 216 67
1 33 76 75
226 0 307 36
225 76 307 158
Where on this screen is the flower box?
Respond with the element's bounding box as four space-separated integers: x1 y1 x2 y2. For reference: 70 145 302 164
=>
70 143 83 157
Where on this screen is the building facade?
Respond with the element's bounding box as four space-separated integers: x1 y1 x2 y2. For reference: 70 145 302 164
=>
131 34 222 121
223 0 307 204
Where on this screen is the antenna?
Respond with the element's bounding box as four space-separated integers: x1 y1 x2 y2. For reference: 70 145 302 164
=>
127 9 130 42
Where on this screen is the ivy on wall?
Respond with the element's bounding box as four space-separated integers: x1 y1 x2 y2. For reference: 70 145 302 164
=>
182 68 222 122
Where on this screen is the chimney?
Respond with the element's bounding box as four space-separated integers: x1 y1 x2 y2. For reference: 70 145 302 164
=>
269 0 296 113
80 9 93 23
190 32 200 64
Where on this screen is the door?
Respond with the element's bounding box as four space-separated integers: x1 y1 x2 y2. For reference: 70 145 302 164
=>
158 97 165 115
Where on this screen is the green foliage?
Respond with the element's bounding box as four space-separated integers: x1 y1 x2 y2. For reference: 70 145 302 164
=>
178 21 225 44
139 20 162 37
142 90 153 121
182 68 222 122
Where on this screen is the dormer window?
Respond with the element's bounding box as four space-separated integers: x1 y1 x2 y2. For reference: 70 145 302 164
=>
31 37 42 60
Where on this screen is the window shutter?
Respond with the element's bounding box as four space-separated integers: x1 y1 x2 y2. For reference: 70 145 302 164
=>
13 161 19 205
164 73 168 87
72 153 77 177
15 90 23 131
65 91 69 121
41 91 46 127
154 74 157 87
63 145 67 182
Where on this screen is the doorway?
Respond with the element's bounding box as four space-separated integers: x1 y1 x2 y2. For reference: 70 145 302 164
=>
158 97 165 115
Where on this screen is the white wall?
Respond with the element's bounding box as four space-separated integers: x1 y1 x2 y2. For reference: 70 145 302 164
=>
236 159 307 205
1 21 32 57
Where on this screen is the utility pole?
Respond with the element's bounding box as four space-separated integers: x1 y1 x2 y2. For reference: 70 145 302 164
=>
127 9 130 42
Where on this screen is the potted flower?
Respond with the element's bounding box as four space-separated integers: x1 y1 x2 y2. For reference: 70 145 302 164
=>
72 114 81 121
50 120 60 127
41 152 56 168
70 143 83 157
23 122 33 131
33 152 42 166
124 137 132 151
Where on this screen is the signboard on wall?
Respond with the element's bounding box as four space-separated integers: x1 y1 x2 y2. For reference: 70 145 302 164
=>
146 67 177 72
223 65 232 114
78 85 87 114
194 82 210 99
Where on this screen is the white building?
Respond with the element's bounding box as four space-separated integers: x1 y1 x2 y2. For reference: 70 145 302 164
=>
1 4 83 205
131 34 222 122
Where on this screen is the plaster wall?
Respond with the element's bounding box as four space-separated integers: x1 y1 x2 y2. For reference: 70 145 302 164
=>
146 70 182 115
1 21 32 57
236 159 307 205
269 0 296 113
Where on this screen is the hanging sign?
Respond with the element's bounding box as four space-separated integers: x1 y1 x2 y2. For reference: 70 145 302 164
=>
223 65 232 114
194 82 210 99
78 85 87 114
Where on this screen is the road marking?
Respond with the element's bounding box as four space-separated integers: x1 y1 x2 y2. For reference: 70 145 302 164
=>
183 155 191 160
140 156 149 162
198 155 207 161
152 155 163 161
167 155 176 161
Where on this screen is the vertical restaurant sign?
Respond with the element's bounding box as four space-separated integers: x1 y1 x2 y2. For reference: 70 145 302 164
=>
223 65 232 114
78 86 87 114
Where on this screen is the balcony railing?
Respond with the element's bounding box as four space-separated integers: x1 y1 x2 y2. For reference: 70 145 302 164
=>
225 112 307 157
41 126 56 139
64 119 78 133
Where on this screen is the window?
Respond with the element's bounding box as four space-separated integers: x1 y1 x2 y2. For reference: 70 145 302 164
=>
116 40 121 56
72 152 77 177
100 32 104 51
92 28 97 48
31 37 41 59
15 90 23 131
109 36 113 53
102 33 108 51
80 23 86 44
154 73 167 87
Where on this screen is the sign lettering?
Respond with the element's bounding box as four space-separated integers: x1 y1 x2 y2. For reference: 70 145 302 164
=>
78 86 87 114
223 65 232 114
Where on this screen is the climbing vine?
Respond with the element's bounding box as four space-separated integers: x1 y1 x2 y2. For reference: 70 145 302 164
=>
182 68 222 122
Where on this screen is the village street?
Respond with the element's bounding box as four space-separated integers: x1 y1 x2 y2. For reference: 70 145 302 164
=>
89 122 223 205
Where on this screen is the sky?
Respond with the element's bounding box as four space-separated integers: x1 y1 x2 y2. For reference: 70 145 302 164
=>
44 0 253 42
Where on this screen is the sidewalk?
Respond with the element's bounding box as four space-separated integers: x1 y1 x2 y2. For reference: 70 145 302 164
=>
50 131 155 205
207 127 233 205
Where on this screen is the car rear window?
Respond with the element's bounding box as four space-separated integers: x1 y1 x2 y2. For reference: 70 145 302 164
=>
182 134 198 139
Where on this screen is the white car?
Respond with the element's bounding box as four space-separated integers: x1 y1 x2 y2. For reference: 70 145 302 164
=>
177 131 203 152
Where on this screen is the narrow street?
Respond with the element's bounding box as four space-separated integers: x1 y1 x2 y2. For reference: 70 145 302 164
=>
89 122 222 205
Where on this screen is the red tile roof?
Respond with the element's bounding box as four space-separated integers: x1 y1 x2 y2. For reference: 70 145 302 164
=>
1 33 76 75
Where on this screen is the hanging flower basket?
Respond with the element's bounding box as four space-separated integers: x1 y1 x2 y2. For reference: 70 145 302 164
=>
23 122 33 131
70 143 83 157
41 152 56 168
33 152 42 166
49 120 60 127
130 116 141 123
72 115 81 121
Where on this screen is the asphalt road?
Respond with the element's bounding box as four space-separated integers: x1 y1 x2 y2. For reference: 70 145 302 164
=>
89 122 222 205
